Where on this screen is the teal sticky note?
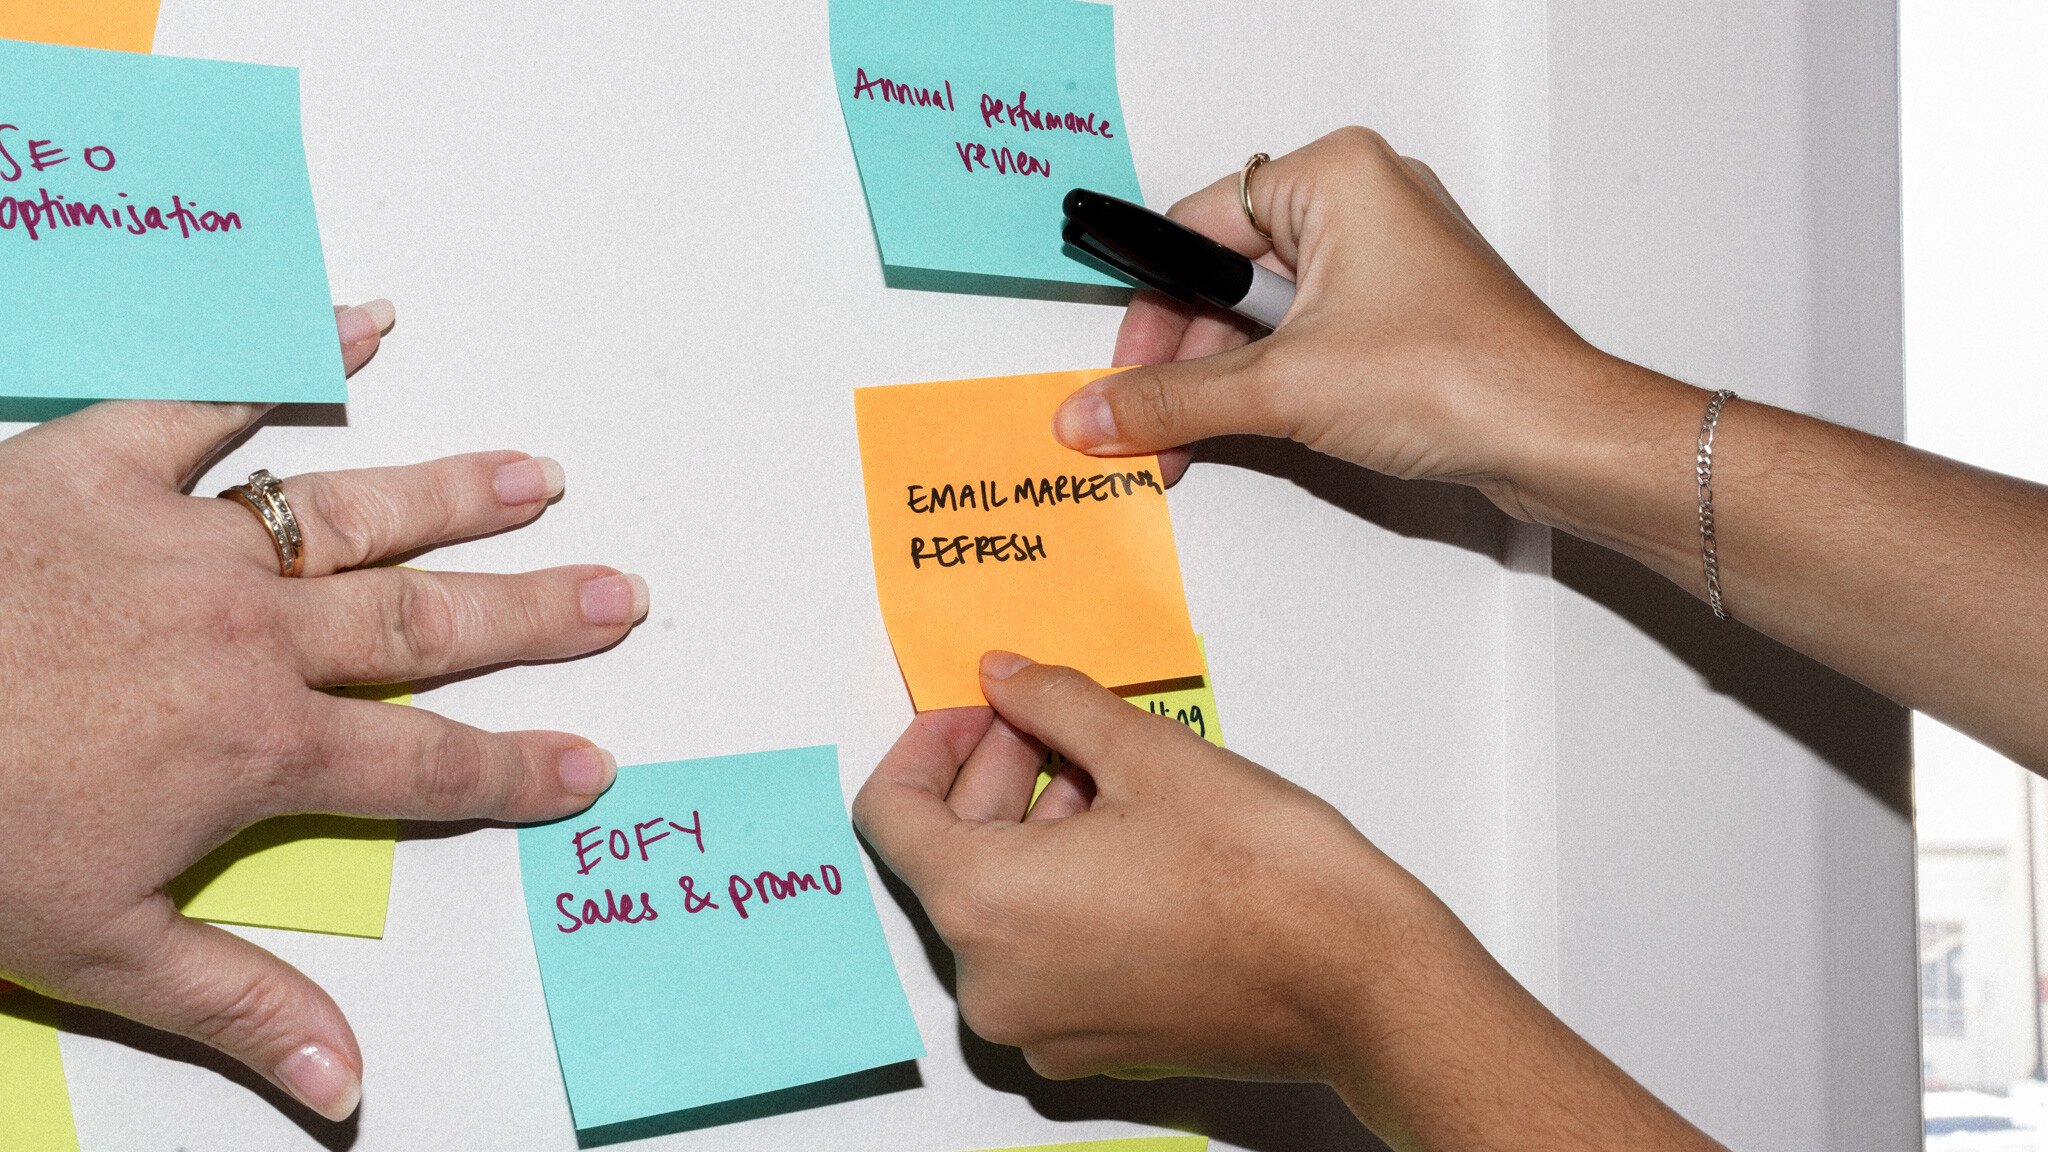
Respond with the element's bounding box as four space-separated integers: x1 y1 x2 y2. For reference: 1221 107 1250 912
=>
0 39 342 403
518 747 925 1131
830 0 1144 299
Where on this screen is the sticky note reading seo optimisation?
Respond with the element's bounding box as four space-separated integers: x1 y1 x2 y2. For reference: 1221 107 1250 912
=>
855 369 1204 710
0 39 342 403
518 747 923 1131
0 992 80 1152
169 686 407 939
0 0 159 52
830 0 1144 296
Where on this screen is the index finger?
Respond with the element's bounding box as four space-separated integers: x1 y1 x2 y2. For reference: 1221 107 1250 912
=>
49 300 394 491
851 708 994 888
1163 128 1417 270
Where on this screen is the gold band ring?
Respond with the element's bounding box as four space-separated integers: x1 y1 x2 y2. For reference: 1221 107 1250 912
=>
219 469 306 578
1240 152 1273 240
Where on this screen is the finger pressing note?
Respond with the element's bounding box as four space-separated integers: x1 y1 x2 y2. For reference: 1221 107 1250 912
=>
232 451 566 577
291 693 618 824
47 300 397 492
284 565 646 687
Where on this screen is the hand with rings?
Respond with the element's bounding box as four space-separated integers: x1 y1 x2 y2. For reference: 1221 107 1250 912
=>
0 301 648 1122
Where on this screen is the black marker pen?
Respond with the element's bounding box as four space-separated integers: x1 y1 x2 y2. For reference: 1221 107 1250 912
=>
1061 188 1297 330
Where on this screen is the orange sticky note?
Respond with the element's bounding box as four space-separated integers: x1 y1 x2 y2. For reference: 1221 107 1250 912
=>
0 0 160 52
854 368 1203 709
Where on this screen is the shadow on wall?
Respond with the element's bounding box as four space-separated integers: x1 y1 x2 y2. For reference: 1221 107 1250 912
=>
865 858 1394 1152
1199 432 1910 818
1551 532 1912 818
1192 434 1511 564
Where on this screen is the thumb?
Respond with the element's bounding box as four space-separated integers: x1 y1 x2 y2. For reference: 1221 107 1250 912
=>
1051 343 1287 457
978 652 1201 796
70 905 362 1120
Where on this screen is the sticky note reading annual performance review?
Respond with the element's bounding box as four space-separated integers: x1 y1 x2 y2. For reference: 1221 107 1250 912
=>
0 39 342 403
830 0 1143 296
854 369 1203 710
519 747 923 1132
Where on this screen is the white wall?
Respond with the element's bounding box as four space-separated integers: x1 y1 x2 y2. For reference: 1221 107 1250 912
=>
11 2 1920 1150
1535 4 1919 1151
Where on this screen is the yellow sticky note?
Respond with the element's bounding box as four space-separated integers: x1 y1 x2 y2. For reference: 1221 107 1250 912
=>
0 0 159 52
170 686 408 939
975 1138 1207 1152
1035 639 1223 804
854 369 1203 710
0 993 80 1152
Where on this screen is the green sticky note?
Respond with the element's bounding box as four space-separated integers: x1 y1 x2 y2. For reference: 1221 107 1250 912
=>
830 0 1144 299
518 746 924 1132
0 39 342 403
169 686 406 939
0 993 80 1152
970 1131 1196 1139
1036 638 1223 805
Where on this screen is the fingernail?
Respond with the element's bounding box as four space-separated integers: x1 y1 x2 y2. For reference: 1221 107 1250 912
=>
359 298 396 334
493 456 565 505
580 573 649 626
1054 392 1117 449
981 650 1031 680
276 1044 360 1122
334 305 379 346
559 746 618 796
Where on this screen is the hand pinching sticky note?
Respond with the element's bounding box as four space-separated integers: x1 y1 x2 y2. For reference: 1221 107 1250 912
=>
518 747 923 1133
0 39 341 402
829 0 1144 297
853 369 1204 710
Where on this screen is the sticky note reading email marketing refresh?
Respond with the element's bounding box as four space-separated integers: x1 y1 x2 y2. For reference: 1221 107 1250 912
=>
830 0 1144 296
854 369 1203 710
0 39 342 403
518 747 923 1132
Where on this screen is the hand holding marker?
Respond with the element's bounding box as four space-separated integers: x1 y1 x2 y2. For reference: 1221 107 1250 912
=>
1062 187 1296 331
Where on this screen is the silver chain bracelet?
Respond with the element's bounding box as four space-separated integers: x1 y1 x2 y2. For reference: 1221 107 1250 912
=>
1696 389 1737 620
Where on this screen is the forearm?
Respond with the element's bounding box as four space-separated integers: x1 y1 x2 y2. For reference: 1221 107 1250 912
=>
1510 353 2048 770
1326 892 1724 1152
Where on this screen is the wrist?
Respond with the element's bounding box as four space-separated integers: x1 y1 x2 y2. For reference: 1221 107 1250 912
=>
1309 855 1728 1152
1289 849 1480 1084
1485 350 1710 582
